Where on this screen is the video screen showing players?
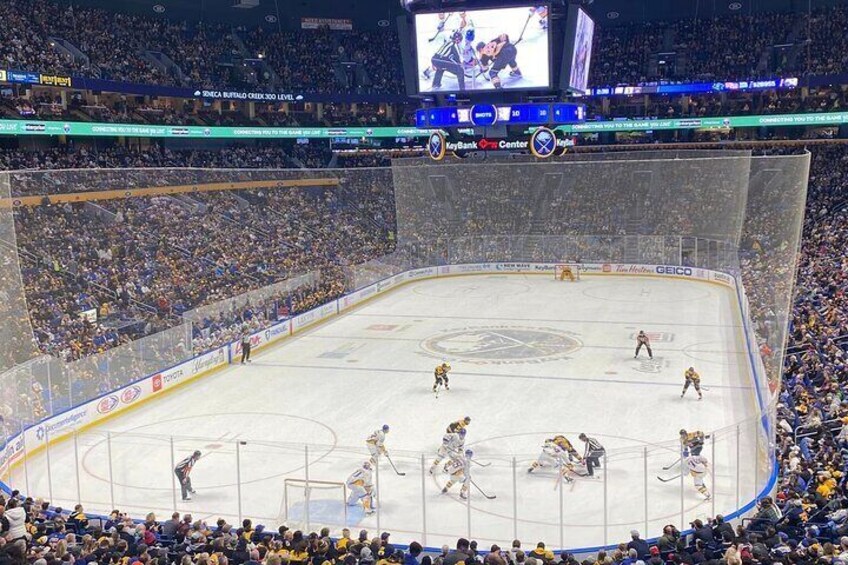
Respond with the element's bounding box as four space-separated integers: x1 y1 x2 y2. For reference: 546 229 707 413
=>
415 6 551 93
568 7 595 93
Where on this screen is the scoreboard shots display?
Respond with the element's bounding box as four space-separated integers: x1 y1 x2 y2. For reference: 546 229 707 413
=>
415 6 551 93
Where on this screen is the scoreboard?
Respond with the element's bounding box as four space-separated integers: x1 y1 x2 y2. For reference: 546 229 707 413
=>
416 103 585 129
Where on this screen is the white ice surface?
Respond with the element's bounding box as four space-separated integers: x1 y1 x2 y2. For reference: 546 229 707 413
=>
10 274 763 551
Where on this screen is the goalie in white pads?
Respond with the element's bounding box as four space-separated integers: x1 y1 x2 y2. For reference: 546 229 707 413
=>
346 461 377 515
686 454 711 499
442 449 473 499
430 428 466 474
366 424 390 465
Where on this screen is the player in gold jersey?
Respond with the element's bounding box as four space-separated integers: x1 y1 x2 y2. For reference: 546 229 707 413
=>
681 367 703 400
433 362 451 393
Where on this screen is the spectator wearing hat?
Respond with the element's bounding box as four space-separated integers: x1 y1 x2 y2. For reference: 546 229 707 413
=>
379 532 395 559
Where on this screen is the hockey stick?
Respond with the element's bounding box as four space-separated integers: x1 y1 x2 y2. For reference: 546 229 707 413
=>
384 453 406 477
513 12 534 46
662 456 681 471
471 459 491 468
656 473 682 483
470 479 497 499
428 13 452 42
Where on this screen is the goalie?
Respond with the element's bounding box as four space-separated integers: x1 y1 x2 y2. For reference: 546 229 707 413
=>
558 265 577 282
346 461 376 515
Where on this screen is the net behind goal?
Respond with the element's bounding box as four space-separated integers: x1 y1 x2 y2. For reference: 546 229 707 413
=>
279 479 349 529
554 264 581 281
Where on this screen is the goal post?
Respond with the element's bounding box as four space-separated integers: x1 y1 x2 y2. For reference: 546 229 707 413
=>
279 479 348 529
554 263 582 281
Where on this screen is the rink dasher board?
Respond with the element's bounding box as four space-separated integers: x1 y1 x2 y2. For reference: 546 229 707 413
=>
0 261 759 492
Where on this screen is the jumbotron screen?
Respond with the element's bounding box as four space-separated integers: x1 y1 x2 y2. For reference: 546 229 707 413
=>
567 7 595 93
414 6 551 93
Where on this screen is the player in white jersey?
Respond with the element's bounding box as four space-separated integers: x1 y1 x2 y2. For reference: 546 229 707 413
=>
346 461 376 514
442 449 473 498
429 428 466 474
528 440 578 482
366 424 390 465
686 454 711 499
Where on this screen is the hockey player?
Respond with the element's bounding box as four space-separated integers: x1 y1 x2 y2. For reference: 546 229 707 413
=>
552 435 581 462
366 425 390 465
442 449 473 499
476 34 522 89
528 439 565 473
430 428 466 473
174 450 201 501
558 265 576 282
681 367 703 400
528 441 580 483
635 330 653 359
346 461 376 515
680 429 707 457
433 362 452 393
686 454 711 499
529 6 548 30
578 433 606 477
447 416 471 434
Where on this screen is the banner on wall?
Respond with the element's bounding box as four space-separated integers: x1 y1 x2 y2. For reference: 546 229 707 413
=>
301 17 353 30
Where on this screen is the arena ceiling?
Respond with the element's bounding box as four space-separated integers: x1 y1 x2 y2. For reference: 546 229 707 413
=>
51 0 847 29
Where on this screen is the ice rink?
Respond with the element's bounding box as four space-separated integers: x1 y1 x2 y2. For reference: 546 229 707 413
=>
9 273 763 550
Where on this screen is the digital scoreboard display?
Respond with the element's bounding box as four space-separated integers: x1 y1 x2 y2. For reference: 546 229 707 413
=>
415 103 584 128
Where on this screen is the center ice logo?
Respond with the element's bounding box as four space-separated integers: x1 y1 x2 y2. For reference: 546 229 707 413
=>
421 326 581 364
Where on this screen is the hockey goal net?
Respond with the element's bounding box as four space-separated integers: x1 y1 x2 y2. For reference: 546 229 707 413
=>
279 479 348 529
554 264 582 281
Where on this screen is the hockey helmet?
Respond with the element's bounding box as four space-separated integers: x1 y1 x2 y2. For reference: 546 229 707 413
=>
194 450 202 457
465 449 473 458
459 428 467 436
578 433 587 440
463 416 471 424
679 429 687 436
363 461 372 470
465 28 475 42
382 424 390 432
451 30 463 42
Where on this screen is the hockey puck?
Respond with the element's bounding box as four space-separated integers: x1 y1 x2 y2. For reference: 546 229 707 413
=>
240 441 247 445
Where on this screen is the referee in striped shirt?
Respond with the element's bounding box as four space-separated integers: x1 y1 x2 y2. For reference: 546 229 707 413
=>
431 31 465 90
578 433 605 477
175 450 201 501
